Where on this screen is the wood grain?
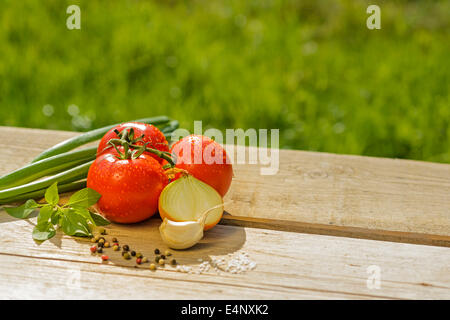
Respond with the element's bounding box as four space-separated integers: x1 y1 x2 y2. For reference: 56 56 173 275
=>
0 214 449 299
0 126 449 246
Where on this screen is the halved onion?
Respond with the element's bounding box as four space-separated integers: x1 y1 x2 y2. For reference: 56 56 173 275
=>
158 174 224 230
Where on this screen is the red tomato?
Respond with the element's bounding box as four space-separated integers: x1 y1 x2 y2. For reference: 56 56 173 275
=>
97 122 169 163
87 150 168 224
170 135 233 197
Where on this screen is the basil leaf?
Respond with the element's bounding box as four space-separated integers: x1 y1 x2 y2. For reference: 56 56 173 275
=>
37 205 54 225
4 199 39 219
45 182 59 206
32 222 56 241
60 209 92 237
90 212 110 226
73 207 95 225
51 207 63 225
67 188 101 209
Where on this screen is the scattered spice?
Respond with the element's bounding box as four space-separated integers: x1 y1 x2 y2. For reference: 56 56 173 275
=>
101 255 109 261
154 248 160 254
122 245 130 252
90 246 97 253
158 258 165 266
130 251 136 257
170 259 177 266
123 252 131 260
161 254 166 259
136 258 142 265
113 245 120 251
98 227 106 235
142 257 148 263
97 247 103 254
155 255 161 263
112 237 118 243
104 242 110 248
149 263 156 271
165 250 171 256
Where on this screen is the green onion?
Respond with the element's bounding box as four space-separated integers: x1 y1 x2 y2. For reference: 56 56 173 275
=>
0 161 93 202
161 120 180 140
31 116 170 163
0 146 97 190
0 180 87 204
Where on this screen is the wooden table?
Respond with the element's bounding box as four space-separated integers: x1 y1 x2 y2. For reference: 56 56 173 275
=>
0 126 449 299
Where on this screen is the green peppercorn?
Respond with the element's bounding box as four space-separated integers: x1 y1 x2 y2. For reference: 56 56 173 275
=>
99 228 107 235
142 257 148 263
155 255 161 263
158 258 165 266
90 237 97 243
165 250 171 256
113 245 120 251
98 238 105 245
170 259 177 266
136 252 143 259
149 263 156 271
94 235 101 242
154 248 160 254
123 245 129 251
123 252 131 260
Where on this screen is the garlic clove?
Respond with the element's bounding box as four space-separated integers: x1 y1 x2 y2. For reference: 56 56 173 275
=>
159 218 204 250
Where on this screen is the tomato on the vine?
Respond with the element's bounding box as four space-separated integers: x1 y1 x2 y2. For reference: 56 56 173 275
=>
87 149 168 224
170 135 233 197
97 122 169 163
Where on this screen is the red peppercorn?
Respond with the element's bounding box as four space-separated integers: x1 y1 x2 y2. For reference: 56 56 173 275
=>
101 255 109 261
90 246 97 253
136 258 142 265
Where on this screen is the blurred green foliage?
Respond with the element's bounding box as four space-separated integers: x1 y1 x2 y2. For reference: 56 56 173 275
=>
0 0 449 162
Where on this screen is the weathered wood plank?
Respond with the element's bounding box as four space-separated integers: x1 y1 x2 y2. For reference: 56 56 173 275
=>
0 214 449 299
0 126 449 246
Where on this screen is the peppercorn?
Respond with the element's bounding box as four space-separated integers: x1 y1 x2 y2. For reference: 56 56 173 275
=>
99 228 106 235
101 255 109 261
90 246 97 253
112 237 118 243
104 242 110 248
97 242 104 248
136 258 142 265
98 238 105 245
90 237 97 243
165 250 171 256
154 248 160 254
155 255 161 263
170 259 177 266
123 252 131 260
94 235 101 242
130 251 136 257
142 257 148 263
158 258 165 266
149 263 156 271
136 252 143 259
97 247 103 254
113 245 120 251
123 245 129 251
161 254 166 259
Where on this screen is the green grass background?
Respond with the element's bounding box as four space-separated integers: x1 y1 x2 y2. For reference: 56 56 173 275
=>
0 0 449 163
